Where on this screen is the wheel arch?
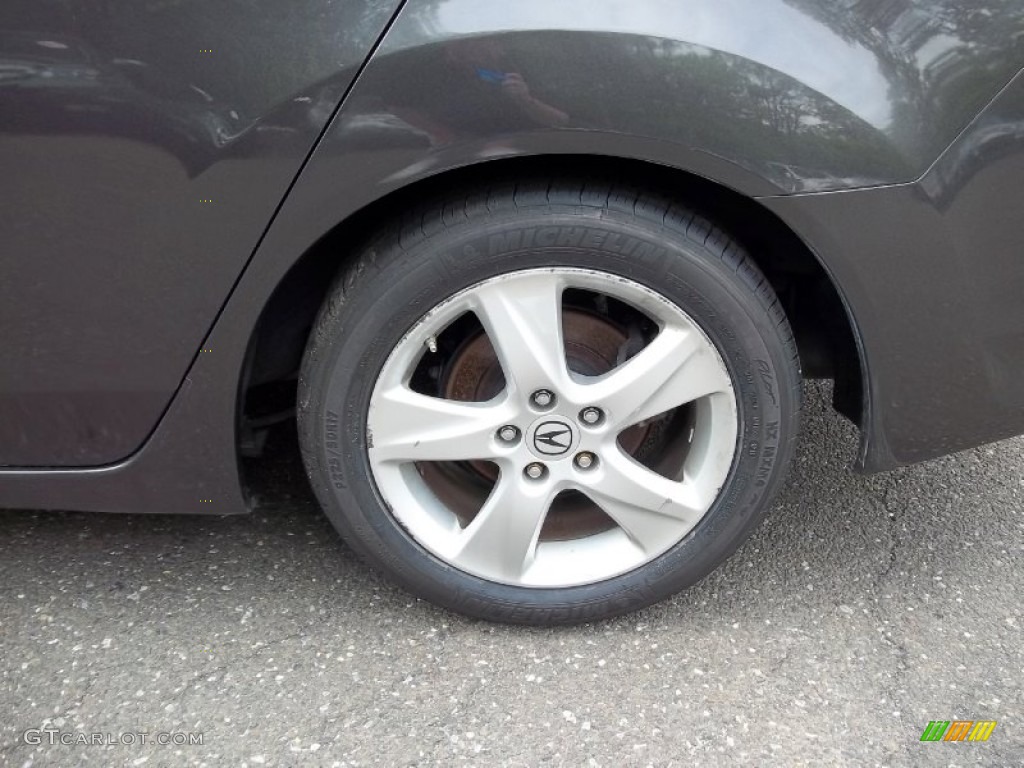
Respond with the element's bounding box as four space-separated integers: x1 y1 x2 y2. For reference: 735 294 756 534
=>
239 154 867 482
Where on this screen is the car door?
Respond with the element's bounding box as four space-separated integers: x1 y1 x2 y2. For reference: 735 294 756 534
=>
0 0 400 466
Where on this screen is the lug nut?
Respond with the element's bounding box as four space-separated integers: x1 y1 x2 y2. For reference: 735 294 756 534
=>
580 407 603 425
524 463 546 480
531 389 555 408
498 425 520 443
574 452 597 470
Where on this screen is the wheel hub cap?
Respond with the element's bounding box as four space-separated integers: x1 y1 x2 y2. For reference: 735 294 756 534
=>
527 418 577 459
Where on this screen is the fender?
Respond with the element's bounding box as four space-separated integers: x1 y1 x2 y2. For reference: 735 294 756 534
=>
2 0 1021 511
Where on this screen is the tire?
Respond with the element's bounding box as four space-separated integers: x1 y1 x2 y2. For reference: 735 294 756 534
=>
298 178 801 625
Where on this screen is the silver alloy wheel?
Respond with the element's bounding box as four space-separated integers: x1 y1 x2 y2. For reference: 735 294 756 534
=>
366 268 738 588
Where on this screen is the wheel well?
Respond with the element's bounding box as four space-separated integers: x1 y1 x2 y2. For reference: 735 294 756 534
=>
239 155 864 450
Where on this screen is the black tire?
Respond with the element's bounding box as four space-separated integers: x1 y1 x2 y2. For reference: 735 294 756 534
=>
298 178 801 625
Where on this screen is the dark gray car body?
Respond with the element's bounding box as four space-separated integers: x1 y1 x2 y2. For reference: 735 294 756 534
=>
2 0 1023 514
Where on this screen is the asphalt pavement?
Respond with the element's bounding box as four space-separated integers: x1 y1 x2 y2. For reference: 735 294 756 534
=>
1 382 1022 767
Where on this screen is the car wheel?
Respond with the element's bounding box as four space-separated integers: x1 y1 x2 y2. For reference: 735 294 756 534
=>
298 178 800 625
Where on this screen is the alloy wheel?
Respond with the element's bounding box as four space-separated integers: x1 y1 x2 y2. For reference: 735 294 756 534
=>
366 268 738 588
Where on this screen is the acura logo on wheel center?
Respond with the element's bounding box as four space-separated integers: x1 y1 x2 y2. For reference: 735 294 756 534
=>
532 420 574 456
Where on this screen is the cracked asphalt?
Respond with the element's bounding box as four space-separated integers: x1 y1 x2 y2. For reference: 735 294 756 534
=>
1 382 1022 767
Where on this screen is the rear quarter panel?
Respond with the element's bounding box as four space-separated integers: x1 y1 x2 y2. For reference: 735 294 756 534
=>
1 0 1022 511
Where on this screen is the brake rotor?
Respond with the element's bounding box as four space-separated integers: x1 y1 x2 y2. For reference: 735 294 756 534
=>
442 308 651 465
